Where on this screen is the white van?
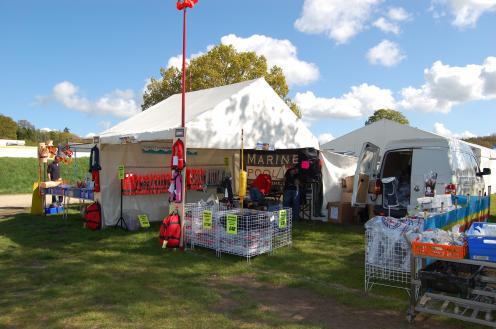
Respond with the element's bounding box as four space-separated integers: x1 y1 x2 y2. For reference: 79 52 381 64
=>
351 138 491 217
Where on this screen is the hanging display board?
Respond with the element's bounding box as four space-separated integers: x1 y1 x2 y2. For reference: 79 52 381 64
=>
118 165 125 180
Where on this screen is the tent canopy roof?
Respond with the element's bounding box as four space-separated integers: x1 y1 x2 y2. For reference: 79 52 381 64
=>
100 78 319 149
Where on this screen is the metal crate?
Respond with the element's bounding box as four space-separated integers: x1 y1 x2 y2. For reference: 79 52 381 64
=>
184 204 292 260
217 208 273 260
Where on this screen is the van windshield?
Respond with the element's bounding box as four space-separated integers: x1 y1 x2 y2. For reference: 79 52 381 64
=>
381 150 412 208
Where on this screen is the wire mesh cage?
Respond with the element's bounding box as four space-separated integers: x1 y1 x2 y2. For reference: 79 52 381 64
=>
364 216 423 294
365 227 412 294
184 202 228 252
217 208 273 260
184 203 292 260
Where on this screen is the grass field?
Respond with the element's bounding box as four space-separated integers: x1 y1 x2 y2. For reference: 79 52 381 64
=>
0 157 89 194
1 211 487 329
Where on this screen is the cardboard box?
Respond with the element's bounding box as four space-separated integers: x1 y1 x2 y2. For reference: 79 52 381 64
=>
327 202 355 224
341 176 354 193
341 192 352 203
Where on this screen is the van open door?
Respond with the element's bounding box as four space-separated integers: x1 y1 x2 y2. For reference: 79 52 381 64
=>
352 142 380 207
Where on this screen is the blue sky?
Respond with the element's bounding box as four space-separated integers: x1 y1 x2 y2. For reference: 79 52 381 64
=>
1 0 495 143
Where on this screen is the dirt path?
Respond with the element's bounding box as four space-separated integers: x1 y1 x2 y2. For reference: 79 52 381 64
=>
211 276 464 329
0 194 31 208
0 194 31 219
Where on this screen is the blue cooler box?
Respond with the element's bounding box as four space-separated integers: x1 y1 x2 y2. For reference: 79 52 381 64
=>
45 207 57 215
467 222 496 262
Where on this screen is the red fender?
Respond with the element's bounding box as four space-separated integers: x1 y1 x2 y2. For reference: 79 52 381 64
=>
171 139 185 171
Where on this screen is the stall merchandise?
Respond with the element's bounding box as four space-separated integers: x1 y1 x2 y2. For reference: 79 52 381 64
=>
364 195 490 294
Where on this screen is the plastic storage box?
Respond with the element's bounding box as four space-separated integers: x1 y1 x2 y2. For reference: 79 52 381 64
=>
467 222 496 262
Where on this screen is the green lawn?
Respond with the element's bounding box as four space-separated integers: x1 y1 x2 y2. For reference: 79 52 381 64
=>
0 157 89 194
1 211 485 329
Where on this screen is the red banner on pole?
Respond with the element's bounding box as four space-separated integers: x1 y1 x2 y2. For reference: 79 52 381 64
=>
177 0 198 10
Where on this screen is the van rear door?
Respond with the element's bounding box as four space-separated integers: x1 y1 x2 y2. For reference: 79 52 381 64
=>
410 148 451 203
352 142 380 207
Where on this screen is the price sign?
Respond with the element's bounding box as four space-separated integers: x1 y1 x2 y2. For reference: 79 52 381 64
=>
118 165 125 180
278 209 287 229
226 214 238 235
138 214 150 228
202 210 213 230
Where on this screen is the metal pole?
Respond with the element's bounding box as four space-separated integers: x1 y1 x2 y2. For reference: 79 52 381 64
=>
181 8 187 128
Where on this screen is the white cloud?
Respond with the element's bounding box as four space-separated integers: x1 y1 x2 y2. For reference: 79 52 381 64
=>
366 40 406 67
40 128 57 132
433 122 476 139
167 50 208 69
167 34 320 86
388 7 410 21
373 17 400 34
399 56 496 113
47 81 140 118
99 121 112 131
295 83 395 120
318 133 335 144
294 0 382 44
432 0 496 27
220 34 319 86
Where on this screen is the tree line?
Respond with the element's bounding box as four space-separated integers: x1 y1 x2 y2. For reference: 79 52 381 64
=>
0 114 85 146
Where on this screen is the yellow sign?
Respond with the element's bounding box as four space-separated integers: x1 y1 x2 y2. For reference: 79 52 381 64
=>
224 156 229 167
138 214 150 228
279 210 287 229
203 210 213 229
118 165 125 180
226 214 238 234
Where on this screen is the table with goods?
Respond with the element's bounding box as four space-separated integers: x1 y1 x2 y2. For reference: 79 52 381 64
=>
364 193 496 327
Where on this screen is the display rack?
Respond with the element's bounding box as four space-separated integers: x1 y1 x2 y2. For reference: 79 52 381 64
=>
364 227 412 294
408 256 496 328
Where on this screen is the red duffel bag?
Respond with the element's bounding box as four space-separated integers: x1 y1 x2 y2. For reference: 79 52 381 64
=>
84 202 101 230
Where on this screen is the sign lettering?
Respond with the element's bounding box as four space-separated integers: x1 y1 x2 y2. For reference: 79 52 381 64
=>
279 210 287 228
226 214 238 234
118 165 125 180
203 210 213 230
138 214 150 228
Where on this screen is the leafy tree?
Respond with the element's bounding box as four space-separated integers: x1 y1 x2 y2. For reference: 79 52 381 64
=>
18 119 34 130
464 135 496 149
17 119 36 142
142 44 300 117
0 114 18 139
365 109 409 125
63 127 70 133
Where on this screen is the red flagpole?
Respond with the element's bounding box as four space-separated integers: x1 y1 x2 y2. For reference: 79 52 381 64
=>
181 8 187 128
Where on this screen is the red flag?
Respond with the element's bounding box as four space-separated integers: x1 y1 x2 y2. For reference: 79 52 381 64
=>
176 0 198 10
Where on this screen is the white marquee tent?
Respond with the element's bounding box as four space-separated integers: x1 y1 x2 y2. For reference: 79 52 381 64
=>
322 119 496 192
97 78 320 227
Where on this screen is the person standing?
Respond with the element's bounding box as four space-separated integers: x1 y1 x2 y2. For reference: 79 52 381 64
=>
283 165 300 220
47 157 63 205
